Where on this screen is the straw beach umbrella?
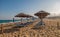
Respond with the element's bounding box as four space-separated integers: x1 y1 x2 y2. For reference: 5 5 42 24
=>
15 13 32 23
34 10 50 19
34 10 50 25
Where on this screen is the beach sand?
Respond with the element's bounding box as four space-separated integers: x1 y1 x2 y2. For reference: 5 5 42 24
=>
0 19 60 37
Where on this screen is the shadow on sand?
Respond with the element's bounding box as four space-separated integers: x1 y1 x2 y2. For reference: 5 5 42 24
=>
32 21 45 29
0 27 20 34
0 22 33 34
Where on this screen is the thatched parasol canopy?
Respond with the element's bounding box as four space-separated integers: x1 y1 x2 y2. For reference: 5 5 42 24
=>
15 13 33 23
15 13 32 18
34 10 50 19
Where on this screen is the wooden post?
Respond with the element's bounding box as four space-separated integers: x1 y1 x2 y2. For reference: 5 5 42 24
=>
21 18 22 23
1 24 4 37
41 18 43 25
13 18 14 22
57 22 60 29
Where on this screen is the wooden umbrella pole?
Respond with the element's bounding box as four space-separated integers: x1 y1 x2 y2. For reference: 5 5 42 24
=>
1 24 4 37
41 18 43 25
21 18 22 23
26 17 28 22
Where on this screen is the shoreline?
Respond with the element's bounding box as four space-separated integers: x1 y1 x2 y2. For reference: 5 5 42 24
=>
0 21 21 24
0 21 22 30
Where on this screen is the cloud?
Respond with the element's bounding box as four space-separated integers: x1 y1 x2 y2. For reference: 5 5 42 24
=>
50 1 60 16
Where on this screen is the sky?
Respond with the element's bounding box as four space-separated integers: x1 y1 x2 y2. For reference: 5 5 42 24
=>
0 0 60 20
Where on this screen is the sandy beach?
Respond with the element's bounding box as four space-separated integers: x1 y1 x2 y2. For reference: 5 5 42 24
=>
1 0 60 37
0 19 60 37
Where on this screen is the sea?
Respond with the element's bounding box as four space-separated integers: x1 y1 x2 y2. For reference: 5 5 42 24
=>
0 20 20 24
0 18 35 24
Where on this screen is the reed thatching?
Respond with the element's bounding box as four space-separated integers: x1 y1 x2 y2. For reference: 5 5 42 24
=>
15 13 32 18
34 10 50 18
15 13 33 23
